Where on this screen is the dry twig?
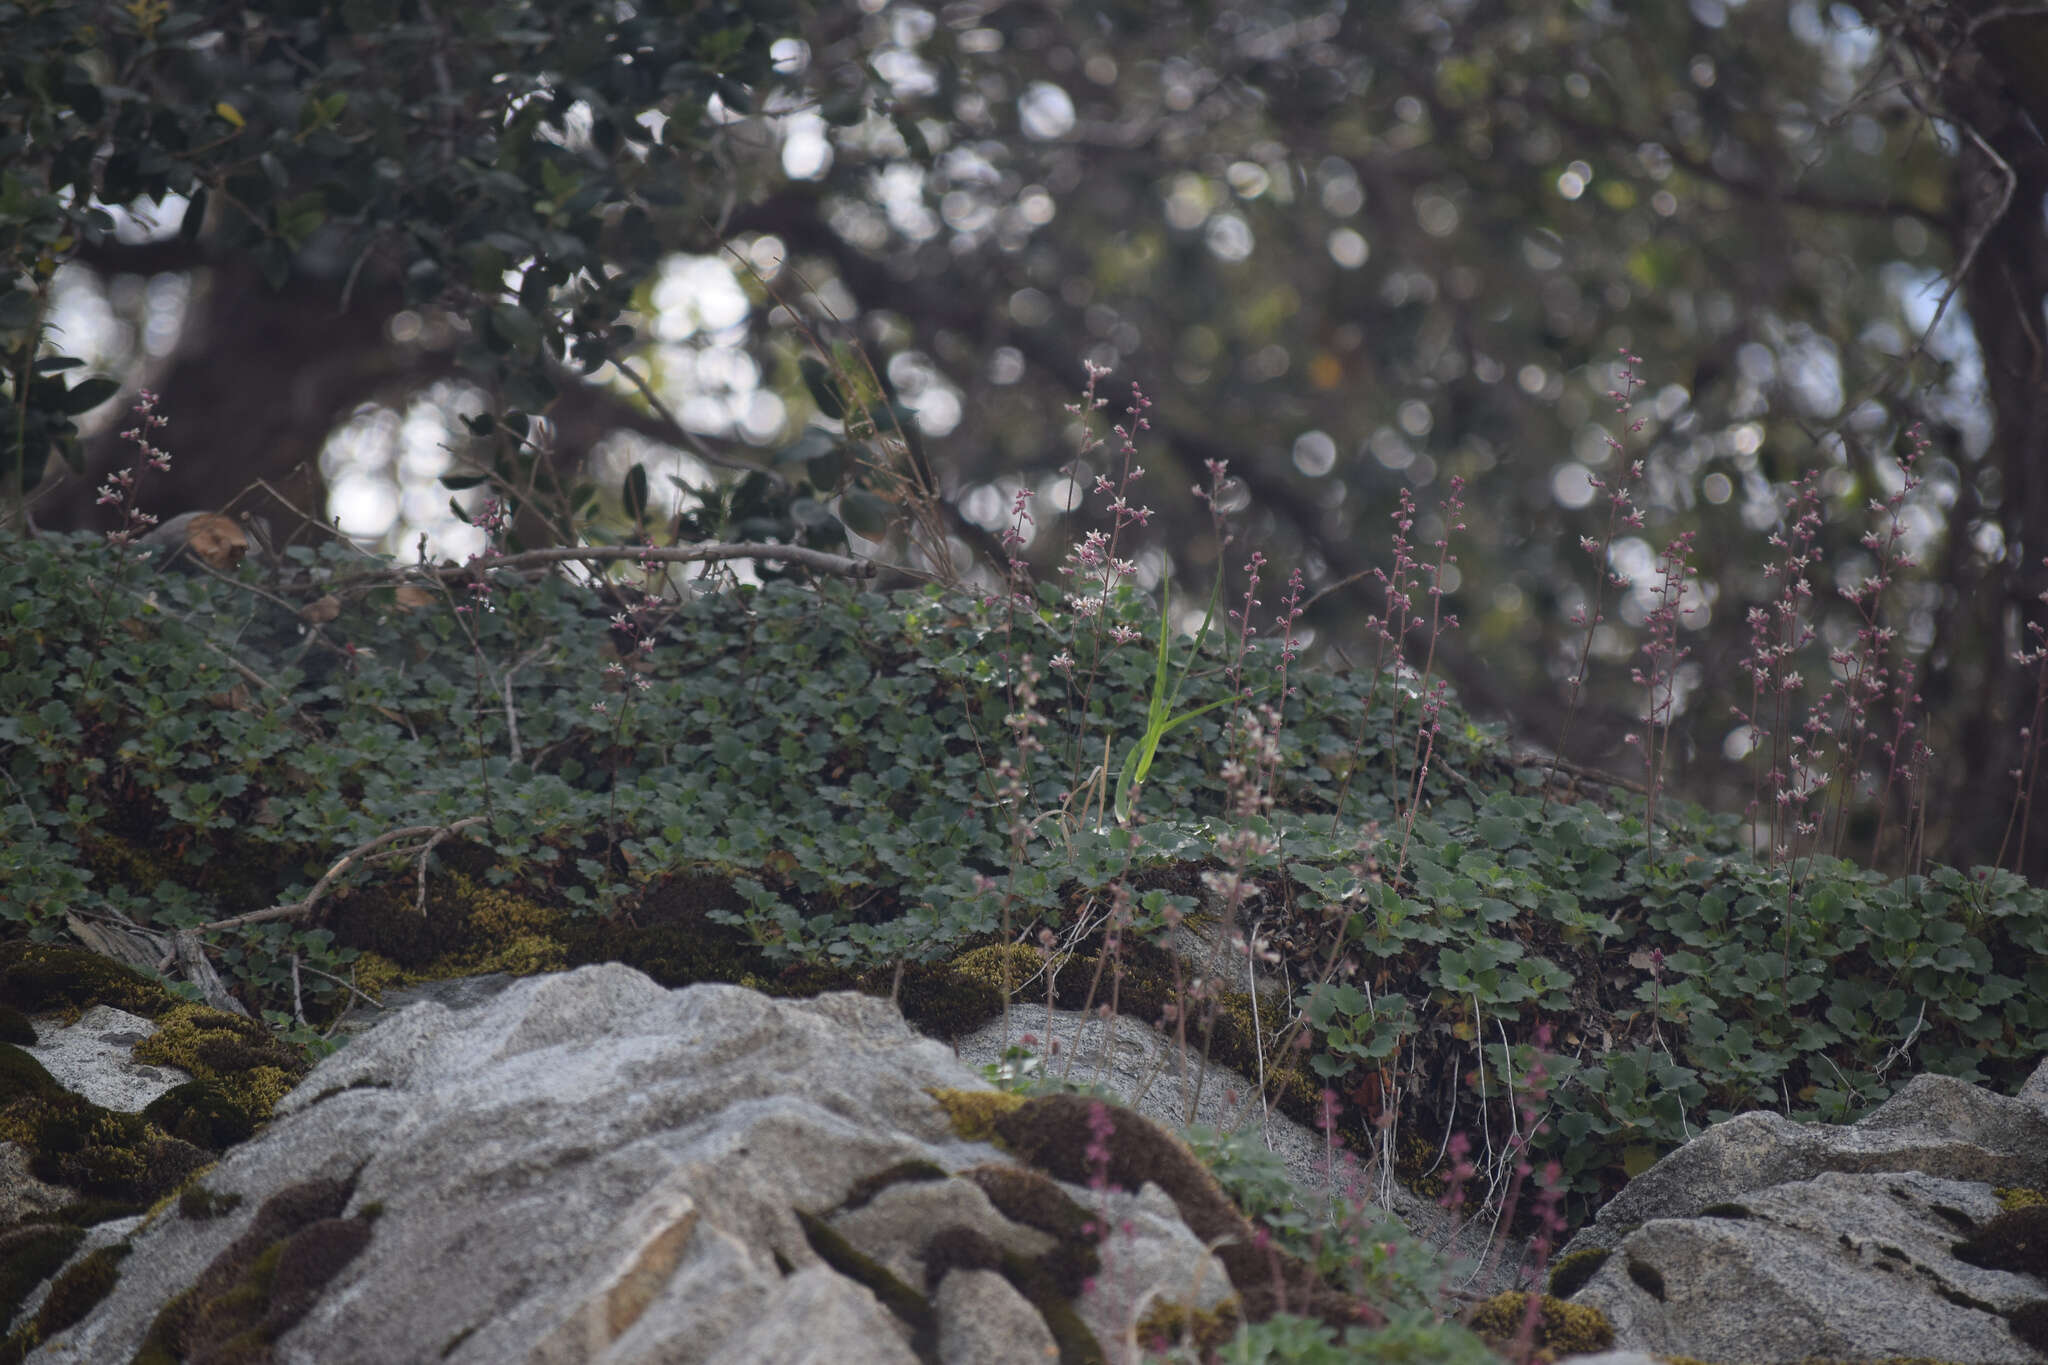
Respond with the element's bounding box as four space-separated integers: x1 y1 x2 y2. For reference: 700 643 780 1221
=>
201 815 488 931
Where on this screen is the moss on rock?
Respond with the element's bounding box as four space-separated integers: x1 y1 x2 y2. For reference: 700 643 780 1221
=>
0 943 173 1021
927 1174 1108 1364
1133 1296 1241 1359
132 1005 307 1126
2008 1299 2048 1355
988 1091 1367 1333
0 1045 60 1105
178 1183 246 1222
0 1089 207 1203
928 1087 1025 1143
1467 1290 1616 1361
133 1176 372 1365
142 1081 258 1150
32 1242 129 1338
794 1207 935 1347
958 1164 1100 1293
0 1008 35 1047
1953 1205 2048 1277
0 1224 84 1338
1547 1246 1611 1300
838 1159 950 1214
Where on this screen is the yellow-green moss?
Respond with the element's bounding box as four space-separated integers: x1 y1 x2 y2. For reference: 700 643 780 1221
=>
1467 1290 1615 1361
1132 1295 1241 1357
928 1087 1026 1142
430 873 569 977
132 1005 308 1124
947 943 1052 997
344 952 408 1002
0 1090 207 1202
1395 1127 1448 1199
1995 1186 2048 1212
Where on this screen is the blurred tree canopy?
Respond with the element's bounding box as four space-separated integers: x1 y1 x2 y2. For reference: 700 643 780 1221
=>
5 0 2046 876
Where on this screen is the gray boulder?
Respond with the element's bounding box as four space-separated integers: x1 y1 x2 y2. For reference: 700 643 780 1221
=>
26 965 1237 1365
1558 1059 2048 1363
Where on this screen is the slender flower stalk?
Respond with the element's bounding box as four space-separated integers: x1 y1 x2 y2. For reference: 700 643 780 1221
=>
1544 351 1646 812
1628 530 1699 855
82 391 173 695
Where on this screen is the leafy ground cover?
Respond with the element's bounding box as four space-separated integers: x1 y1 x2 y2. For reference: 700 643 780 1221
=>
3 516 2044 1246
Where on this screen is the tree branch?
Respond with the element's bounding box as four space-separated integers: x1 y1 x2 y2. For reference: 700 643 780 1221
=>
200 816 490 931
329 540 879 592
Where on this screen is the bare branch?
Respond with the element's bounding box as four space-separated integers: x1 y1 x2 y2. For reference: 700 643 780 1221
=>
201 815 488 930
604 356 766 474
330 541 879 592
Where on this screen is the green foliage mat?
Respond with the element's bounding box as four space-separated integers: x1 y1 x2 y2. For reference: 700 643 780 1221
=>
3 529 2045 1231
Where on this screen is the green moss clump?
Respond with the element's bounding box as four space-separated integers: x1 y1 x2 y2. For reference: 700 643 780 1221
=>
1952 1205 2048 1276
1547 1246 1610 1300
1132 1296 1241 1358
0 942 174 1021
960 1164 1101 1300
32 1242 130 1338
794 1208 935 1349
1467 1290 1616 1361
0 1007 35 1046
921 1224 1004 1286
132 1176 371 1365
0 1044 60 1104
430 874 568 977
838 1159 949 1214
989 1092 1362 1331
49 1197 150 1228
945 943 1047 999
918 1203 1107 1365
132 1005 308 1125
0 1224 85 1336
559 873 765 987
179 1183 246 1221
1996 1187 2048 1212
142 1081 258 1150
0 1090 208 1202
262 1217 373 1334
2009 1300 2048 1354
884 959 1007 1039
889 942 1045 1038
928 1087 1025 1142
